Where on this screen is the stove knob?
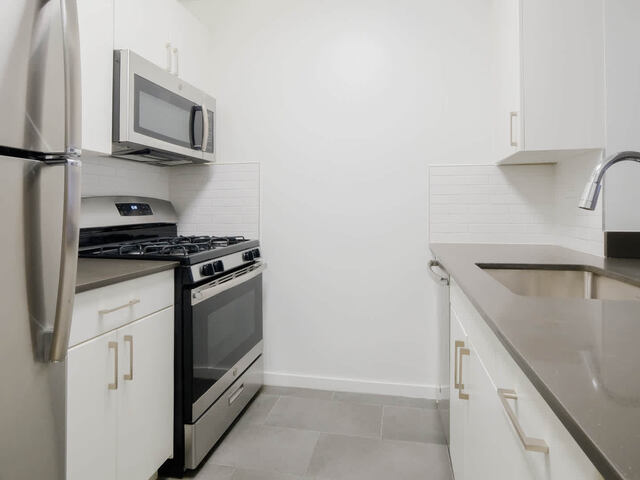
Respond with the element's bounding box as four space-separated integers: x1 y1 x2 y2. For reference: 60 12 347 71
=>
213 260 225 273
242 251 255 262
252 248 261 258
200 263 215 276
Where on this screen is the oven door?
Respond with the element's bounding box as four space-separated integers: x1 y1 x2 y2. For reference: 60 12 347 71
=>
188 263 265 421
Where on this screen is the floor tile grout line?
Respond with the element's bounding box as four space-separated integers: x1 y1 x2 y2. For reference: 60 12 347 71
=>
230 419 446 447
302 428 323 478
259 394 282 426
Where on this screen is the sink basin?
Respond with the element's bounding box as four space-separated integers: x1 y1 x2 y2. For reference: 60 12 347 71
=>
479 265 640 301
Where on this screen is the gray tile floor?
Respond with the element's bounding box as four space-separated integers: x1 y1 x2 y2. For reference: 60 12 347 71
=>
175 386 453 480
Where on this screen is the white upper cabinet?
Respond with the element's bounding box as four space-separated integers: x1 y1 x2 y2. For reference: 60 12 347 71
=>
167 2 212 90
77 0 212 155
492 0 606 164
113 0 211 90
113 0 174 72
77 0 114 154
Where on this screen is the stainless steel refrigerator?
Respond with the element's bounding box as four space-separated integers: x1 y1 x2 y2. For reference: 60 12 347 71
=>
0 1 81 479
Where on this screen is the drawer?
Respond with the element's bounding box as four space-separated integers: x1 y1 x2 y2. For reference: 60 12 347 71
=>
70 270 174 347
451 280 502 378
185 356 263 469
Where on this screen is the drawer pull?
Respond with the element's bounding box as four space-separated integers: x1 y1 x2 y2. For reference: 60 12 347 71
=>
228 384 245 406
108 341 118 390
458 346 470 400
498 388 549 454
124 335 134 381
98 298 140 316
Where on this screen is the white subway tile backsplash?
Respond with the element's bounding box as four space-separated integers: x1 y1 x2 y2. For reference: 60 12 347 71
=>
429 163 556 245
429 156 605 256
81 157 260 240
170 163 260 239
81 156 170 199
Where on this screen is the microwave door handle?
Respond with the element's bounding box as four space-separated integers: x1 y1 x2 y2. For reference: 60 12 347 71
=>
201 104 209 152
190 105 203 149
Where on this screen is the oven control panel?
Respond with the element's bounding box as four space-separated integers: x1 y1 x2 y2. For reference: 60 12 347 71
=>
189 244 261 284
115 202 153 216
200 260 224 277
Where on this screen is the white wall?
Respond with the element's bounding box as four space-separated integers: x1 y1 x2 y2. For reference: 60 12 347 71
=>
185 0 495 396
603 0 640 232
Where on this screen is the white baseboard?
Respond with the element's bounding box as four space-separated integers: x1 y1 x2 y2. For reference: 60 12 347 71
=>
263 371 442 399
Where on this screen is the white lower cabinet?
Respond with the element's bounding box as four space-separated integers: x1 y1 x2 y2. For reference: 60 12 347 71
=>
67 306 174 480
449 309 468 480
67 331 118 480
116 308 174 480
449 280 602 480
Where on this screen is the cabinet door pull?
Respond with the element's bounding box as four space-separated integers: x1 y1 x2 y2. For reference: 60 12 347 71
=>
108 341 118 390
166 42 173 72
124 335 134 381
498 388 549 453
98 298 140 316
458 347 470 400
510 111 518 147
172 47 179 76
454 340 464 389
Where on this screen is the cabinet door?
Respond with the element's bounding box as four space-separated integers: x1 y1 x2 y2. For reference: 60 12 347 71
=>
449 307 469 480
168 2 211 89
113 0 173 70
496 347 603 480
77 0 114 154
464 338 535 480
116 307 174 480
493 0 522 161
67 332 119 480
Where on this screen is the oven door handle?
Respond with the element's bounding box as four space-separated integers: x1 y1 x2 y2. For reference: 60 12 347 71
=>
191 263 267 306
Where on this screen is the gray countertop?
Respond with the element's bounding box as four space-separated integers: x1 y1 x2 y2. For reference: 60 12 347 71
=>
76 258 178 293
430 243 640 480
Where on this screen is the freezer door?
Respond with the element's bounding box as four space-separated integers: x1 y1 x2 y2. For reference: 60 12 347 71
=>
0 0 81 157
0 156 74 480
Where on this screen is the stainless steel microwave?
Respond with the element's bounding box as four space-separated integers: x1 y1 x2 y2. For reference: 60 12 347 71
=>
112 50 215 166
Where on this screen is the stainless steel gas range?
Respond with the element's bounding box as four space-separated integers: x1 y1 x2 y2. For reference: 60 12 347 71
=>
79 196 265 475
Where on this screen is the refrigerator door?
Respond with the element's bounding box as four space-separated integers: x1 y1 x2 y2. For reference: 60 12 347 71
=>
0 155 73 480
0 0 81 157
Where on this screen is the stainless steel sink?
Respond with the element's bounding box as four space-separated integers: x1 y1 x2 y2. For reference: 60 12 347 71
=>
479 265 640 301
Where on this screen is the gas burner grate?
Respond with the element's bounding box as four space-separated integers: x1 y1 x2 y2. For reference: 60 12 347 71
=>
80 235 249 259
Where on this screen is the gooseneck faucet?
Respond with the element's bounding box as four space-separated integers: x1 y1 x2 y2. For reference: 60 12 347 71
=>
578 151 640 210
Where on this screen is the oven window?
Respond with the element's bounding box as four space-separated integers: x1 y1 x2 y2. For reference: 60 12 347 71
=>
191 275 263 405
133 75 194 148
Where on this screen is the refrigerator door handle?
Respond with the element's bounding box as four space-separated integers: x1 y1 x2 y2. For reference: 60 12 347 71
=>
61 0 82 156
48 159 81 362
48 0 82 362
